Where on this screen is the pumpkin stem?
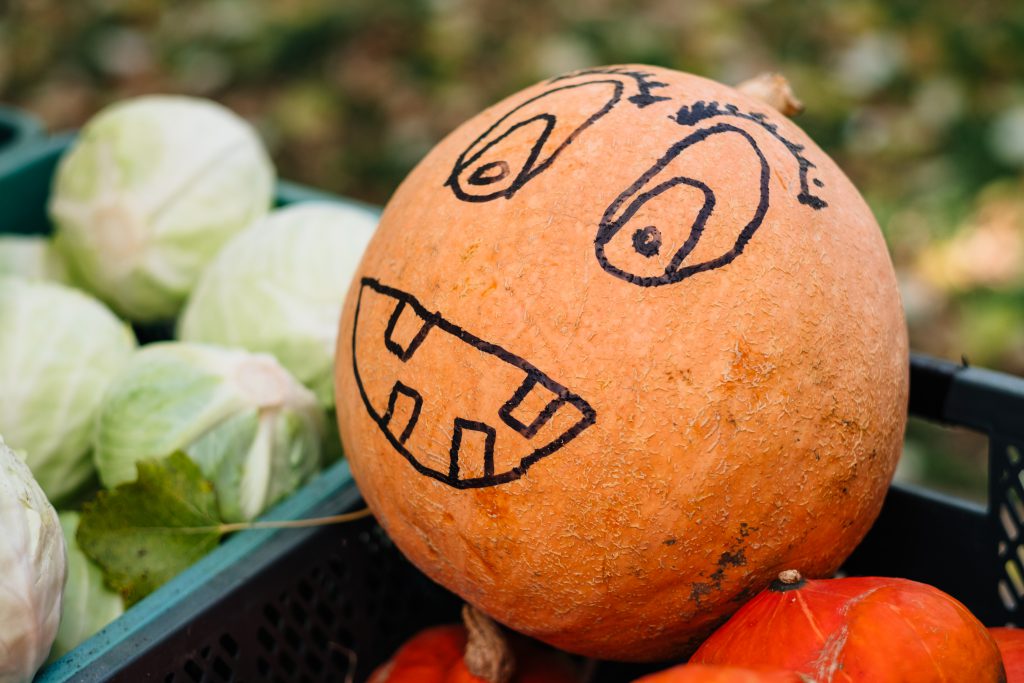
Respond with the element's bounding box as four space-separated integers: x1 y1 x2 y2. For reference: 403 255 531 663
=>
463 604 515 683
735 72 804 117
770 569 807 592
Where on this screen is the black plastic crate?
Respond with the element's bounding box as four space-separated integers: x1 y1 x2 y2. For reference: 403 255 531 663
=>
39 358 1024 682
844 354 1024 625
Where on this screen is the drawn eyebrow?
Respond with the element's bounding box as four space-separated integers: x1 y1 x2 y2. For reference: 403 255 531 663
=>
546 67 672 108
671 100 828 210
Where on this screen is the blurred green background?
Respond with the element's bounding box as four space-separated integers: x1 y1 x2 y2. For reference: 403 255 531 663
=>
1 0 1021 500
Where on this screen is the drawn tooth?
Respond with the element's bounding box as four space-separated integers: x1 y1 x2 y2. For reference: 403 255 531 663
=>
381 382 423 445
499 374 567 439
449 418 497 481
384 299 433 361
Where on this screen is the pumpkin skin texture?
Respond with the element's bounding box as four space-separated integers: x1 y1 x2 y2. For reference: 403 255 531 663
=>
367 623 579 683
692 573 1006 682
990 628 1024 682
335 65 909 660
632 664 806 682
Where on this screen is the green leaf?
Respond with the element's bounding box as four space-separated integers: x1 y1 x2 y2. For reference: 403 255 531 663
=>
77 452 225 607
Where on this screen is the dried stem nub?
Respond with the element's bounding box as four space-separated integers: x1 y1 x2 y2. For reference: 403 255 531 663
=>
770 569 807 592
463 604 515 683
736 72 805 117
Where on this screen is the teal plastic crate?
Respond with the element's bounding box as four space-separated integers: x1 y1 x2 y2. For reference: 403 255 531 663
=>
37 461 360 682
0 105 44 159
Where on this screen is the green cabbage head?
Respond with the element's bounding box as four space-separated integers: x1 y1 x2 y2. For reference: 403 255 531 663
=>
49 95 275 322
0 277 137 504
0 435 65 683
0 235 69 283
179 202 377 407
94 342 323 522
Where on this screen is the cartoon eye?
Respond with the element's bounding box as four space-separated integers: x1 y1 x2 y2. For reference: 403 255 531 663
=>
447 79 624 202
448 116 558 201
595 122 770 287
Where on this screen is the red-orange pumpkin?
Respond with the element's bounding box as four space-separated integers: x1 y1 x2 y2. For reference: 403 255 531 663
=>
632 663 806 682
991 628 1024 682
369 606 579 683
691 571 1005 682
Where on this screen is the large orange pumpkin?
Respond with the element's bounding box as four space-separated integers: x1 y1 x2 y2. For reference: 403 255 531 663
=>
692 571 1006 682
335 65 908 660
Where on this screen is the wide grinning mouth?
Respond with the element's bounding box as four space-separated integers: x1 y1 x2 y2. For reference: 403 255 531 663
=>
350 278 597 489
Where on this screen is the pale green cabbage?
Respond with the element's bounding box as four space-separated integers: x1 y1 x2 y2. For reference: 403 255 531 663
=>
0 277 137 504
49 95 276 322
48 512 123 662
94 342 324 522
0 435 65 683
0 235 69 283
178 202 377 407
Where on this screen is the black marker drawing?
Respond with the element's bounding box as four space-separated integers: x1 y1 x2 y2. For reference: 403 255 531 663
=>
444 67 831 286
351 278 597 489
594 99 831 287
546 67 672 108
594 122 770 287
445 68 670 202
672 100 828 210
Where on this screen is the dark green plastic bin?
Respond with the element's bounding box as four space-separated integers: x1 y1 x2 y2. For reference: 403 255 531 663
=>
0 105 44 159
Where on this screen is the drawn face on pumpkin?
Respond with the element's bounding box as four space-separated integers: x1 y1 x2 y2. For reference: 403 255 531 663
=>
352 67 832 489
338 65 908 664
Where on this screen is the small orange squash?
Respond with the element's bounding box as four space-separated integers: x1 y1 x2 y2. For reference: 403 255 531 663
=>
990 628 1024 682
369 606 579 683
632 663 806 682
691 571 1005 682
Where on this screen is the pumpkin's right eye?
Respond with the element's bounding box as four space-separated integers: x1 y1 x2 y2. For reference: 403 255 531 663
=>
595 122 770 287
